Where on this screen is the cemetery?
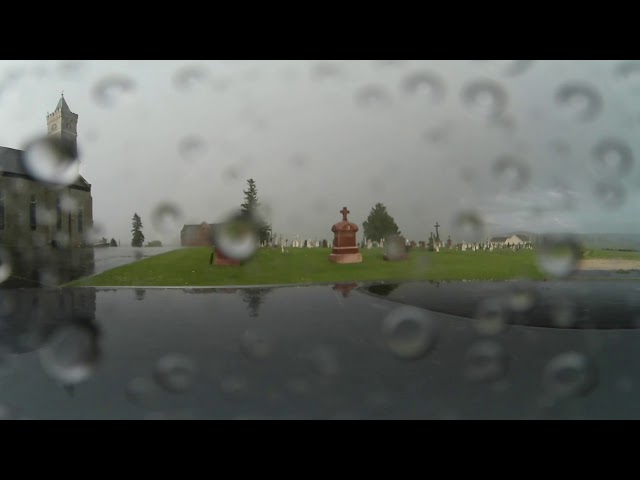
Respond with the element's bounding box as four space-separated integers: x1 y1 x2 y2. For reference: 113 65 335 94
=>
66 206 545 287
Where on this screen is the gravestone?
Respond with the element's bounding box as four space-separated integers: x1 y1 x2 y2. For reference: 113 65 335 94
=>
446 235 453 249
384 235 408 261
328 207 362 264
367 239 373 250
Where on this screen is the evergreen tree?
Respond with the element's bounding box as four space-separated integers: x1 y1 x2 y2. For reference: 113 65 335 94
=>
240 178 271 244
110 238 117 247
362 203 401 241
131 213 145 247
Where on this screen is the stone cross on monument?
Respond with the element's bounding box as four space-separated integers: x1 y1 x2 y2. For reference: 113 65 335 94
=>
434 222 441 240
340 207 350 222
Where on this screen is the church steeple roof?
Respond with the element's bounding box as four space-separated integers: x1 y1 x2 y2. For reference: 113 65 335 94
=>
55 93 72 113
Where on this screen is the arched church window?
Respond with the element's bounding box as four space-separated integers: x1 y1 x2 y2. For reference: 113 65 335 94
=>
0 191 5 231
78 208 83 234
29 195 36 231
56 196 62 231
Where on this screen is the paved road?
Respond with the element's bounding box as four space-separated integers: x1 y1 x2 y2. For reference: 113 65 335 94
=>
91 246 184 276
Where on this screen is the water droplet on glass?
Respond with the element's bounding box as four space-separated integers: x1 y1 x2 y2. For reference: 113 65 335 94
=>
289 153 308 168
178 136 207 161
213 217 259 262
38 324 100 385
153 354 197 393
462 79 508 118
465 340 509 382
474 297 509 335
311 62 343 80
173 65 209 90
492 155 530 192
424 124 451 145
307 346 340 376
402 71 445 103
151 203 184 235
22 136 80 186
504 60 534 76
536 237 581 278
591 138 634 178
543 352 598 399
0 405 11 420
355 85 392 110
555 83 602 122
452 211 485 243
240 328 273 360
382 306 438 360
615 61 640 79
0 248 12 284
508 284 537 313
220 375 248 395
92 75 135 107
550 297 577 328
126 377 160 406
593 181 626 210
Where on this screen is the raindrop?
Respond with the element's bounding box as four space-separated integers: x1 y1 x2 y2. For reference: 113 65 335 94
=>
465 340 509 383
173 65 209 90
543 352 598 399
615 61 640 79
593 181 626 210
452 211 485 243
536 237 582 278
307 346 340 376
289 153 308 168
126 377 160 406
492 155 530 192
59 194 78 213
153 354 197 394
375 60 407 68
0 248 12 284
240 328 273 360
355 85 392 110
178 136 207 161
311 62 343 80
286 378 311 396
22 136 80 186
92 75 135 107
508 284 537 313
38 324 100 385
461 79 508 118
402 71 445 103
213 217 259 262
151 203 184 235
591 138 634 178
474 297 509 336
0 405 11 420
555 82 602 122
550 297 577 328
222 165 243 182
424 124 451 145
504 60 534 76
382 306 438 360
220 375 248 395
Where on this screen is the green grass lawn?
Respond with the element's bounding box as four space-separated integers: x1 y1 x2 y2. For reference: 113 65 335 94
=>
582 249 640 260
64 247 547 287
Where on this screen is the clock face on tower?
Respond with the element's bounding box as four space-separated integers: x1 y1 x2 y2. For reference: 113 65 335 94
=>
51 124 57 131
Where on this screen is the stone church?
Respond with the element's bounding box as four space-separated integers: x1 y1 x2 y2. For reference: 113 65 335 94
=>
0 95 93 249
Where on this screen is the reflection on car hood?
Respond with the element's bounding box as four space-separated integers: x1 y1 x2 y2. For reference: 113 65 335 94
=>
0 282 638 419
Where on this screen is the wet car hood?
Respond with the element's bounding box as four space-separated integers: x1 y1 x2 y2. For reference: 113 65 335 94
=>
0 282 638 419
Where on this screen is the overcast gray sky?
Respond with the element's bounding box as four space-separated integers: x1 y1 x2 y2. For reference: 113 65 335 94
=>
1 60 639 245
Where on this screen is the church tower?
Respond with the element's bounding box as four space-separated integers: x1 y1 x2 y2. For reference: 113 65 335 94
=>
46 93 79 156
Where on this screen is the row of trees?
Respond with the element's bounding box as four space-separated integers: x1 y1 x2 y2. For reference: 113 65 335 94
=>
128 182 400 248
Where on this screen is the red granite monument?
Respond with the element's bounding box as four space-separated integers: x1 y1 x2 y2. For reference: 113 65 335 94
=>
329 207 363 264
